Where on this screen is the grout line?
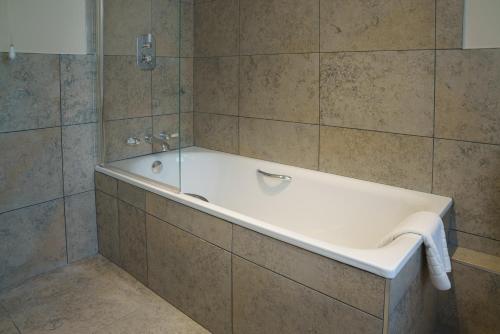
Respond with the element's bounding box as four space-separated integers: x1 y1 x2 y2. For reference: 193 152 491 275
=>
431 0 437 193
450 229 500 243
317 0 321 171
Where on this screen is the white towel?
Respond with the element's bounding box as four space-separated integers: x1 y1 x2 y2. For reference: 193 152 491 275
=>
378 211 452 290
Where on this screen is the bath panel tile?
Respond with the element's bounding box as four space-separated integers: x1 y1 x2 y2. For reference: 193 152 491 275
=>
194 0 239 57
193 57 239 116
0 128 63 213
452 247 500 275
194 113 238 154
0 199 66 291
320 51 435 136
146 192 232 251
319 127 433 192
233 226 386 317
104 117 152 162
433 140 500 240
0 53 60 132
239 0 319 54
436 49 500 144
103 56 151 121
152 113 194 151
320 0 435 52
95 172 118 197
239 118 319 170
0 307 17 334
96 191 120 264
60 54 97 125
240 53 319 124
119 201 148 285
448 230 500 258
232 256 383 334
103 0 151 55
118 181 146 210
62 123 97 196
146 215 232 334
65 191 98 263
436 0 463 49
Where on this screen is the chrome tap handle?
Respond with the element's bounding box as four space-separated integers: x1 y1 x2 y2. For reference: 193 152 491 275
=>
257 169 292 181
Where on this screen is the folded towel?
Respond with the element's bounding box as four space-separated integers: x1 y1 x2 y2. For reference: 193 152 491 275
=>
378 211 452 290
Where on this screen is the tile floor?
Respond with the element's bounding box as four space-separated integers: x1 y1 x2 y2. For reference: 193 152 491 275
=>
0 256 209 334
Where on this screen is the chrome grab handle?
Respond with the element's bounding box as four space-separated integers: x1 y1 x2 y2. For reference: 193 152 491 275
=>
257 169 292 181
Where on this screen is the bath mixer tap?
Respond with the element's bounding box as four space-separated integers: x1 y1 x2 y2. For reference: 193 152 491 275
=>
144 132 178 152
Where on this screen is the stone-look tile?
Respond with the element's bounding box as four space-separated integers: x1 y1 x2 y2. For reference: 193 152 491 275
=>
433 140 500 240
104 117 152 162
104 56 151 121
0 53 60 132
194 113 238 154
65 191 98 263
194 0 239 57
436 0 463 49
146 192 232 250
146 215 232 334
96 191 120 264
152 113 194 151
437 262 500 334
388 247 422 313
239 118 319 169
60 54 96 125
320 51 434 136
152 57 193 115
452 247 500 275
119 201 148 285
449 230 500 258
233 256 383 334
193 57 238 115
0 199 66 291
0 306 18 334
240 54 319 123
0 128 63 213
103 0 151 55
233 226 385 317
436 49 500 144
117 181 146 210
320 0 435 52
95 172 118 196
240 0 319 54
320 127 433 192
62 123 97 195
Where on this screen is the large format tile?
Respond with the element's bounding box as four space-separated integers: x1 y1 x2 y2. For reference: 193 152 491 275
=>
0 128 63 213
0 306 17 334
240 0 319 54
60 54 96 125
0 53 60 132
193 57 239 115
62 123 97 195
0 199 66 291
449 230 500 258
436 49 500 144
194 113 238 154
320 51 434 136
194 0 239 57
65 191 98 263
95 172 117 197
117 181 146 210
233 256 383 334
240 53 319 123
146 215 232 334
152 113 194 150
239 118 319 169
320 0 435 52
233 226 385 317
436 0 463 49
96 191 120 264
104 117 152 162
433 140 500 240
103 56 151 121
320 127 433 192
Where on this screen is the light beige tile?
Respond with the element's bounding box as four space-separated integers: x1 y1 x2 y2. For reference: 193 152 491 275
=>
240 0 319 54
433 139 500 240
152 113 194 151
96 191 120 264
448 230 500 258
240 53 319 123
320 126 433 192
436 49 500 144
436 0 463 49
104 117 152 162
320 51 435 136
239 118 319 169
95 172 117 197
194 113 238 154
320 0 435 52
117 181 146 210
452 247 500 275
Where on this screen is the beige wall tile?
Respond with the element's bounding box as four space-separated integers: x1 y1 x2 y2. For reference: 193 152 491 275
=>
118 181 146 210
194 113 239 154
240 0 319 54
240 53 319 123
436 49 500 144
152 113 194 151
449 230 500 258
104 117 152 162
433 139 500 240
320 0 435 52
319 127 433 192
95 172 118 197
320 51 434 136
96 191 120 264
436 0 463 49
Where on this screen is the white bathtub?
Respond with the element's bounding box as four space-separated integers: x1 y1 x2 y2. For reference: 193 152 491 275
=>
96 147 452 278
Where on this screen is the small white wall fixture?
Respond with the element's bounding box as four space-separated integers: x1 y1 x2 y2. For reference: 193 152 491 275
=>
463 0 500 49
